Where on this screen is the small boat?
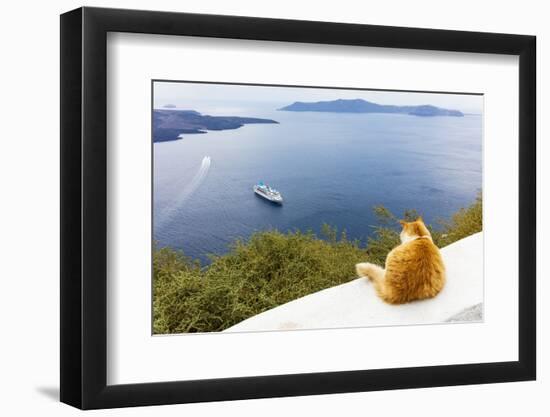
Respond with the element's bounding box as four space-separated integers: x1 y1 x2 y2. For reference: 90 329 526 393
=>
253 182 283 204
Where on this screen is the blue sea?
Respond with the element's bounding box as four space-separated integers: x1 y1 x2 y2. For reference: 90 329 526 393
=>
153 103 482 263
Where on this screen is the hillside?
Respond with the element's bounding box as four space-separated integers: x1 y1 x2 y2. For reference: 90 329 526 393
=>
153 109 279 142
279 98 464 117
153 195 482 334
224 232 483 332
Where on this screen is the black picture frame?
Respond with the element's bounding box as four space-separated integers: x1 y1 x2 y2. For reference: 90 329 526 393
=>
60 6 536 410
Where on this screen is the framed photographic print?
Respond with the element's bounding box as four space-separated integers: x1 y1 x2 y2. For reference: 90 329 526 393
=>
60 7 536 409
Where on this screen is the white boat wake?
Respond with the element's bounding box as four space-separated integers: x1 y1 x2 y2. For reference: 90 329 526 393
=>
180 156 211 202
156 156 211 229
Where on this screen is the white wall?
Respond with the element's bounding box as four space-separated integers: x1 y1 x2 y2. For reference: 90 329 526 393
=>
0 0 545 415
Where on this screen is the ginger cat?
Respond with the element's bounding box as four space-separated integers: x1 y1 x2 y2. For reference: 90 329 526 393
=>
356 217 445 304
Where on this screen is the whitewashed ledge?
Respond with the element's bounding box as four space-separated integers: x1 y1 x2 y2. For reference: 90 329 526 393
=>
224 232 483 333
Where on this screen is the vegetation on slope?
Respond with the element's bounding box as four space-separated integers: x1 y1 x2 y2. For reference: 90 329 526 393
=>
153 194 482 334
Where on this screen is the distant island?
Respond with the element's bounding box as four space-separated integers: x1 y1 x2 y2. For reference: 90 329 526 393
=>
153 109 279 142
279 99 464 117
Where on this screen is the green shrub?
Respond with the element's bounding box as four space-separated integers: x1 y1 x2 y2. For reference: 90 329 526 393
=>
436 193 483 247
154 226 366 334
153 194 482 334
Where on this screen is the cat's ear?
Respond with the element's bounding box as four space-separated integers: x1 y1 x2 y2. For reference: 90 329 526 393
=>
399 220 406 226
416 216 423 223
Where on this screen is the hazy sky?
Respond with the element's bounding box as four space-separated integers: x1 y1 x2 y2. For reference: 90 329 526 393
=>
153 81 483 114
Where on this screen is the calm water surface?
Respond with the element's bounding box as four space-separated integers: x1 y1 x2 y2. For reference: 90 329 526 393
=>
153 104 482 263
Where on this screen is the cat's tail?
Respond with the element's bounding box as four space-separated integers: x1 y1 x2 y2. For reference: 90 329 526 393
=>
356 262 405 304
357 262 395 302
356 262 371 279
356 262 385 283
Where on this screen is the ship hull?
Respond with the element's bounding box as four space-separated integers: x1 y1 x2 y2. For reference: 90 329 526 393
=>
253 187 283 204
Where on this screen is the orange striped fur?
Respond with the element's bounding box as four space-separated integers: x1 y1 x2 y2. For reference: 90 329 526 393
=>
356 218 445 304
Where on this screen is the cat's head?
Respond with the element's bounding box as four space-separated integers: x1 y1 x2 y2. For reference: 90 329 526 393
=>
399 217 432 243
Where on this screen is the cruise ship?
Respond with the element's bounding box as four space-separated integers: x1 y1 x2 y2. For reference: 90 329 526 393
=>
253 182 283 204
